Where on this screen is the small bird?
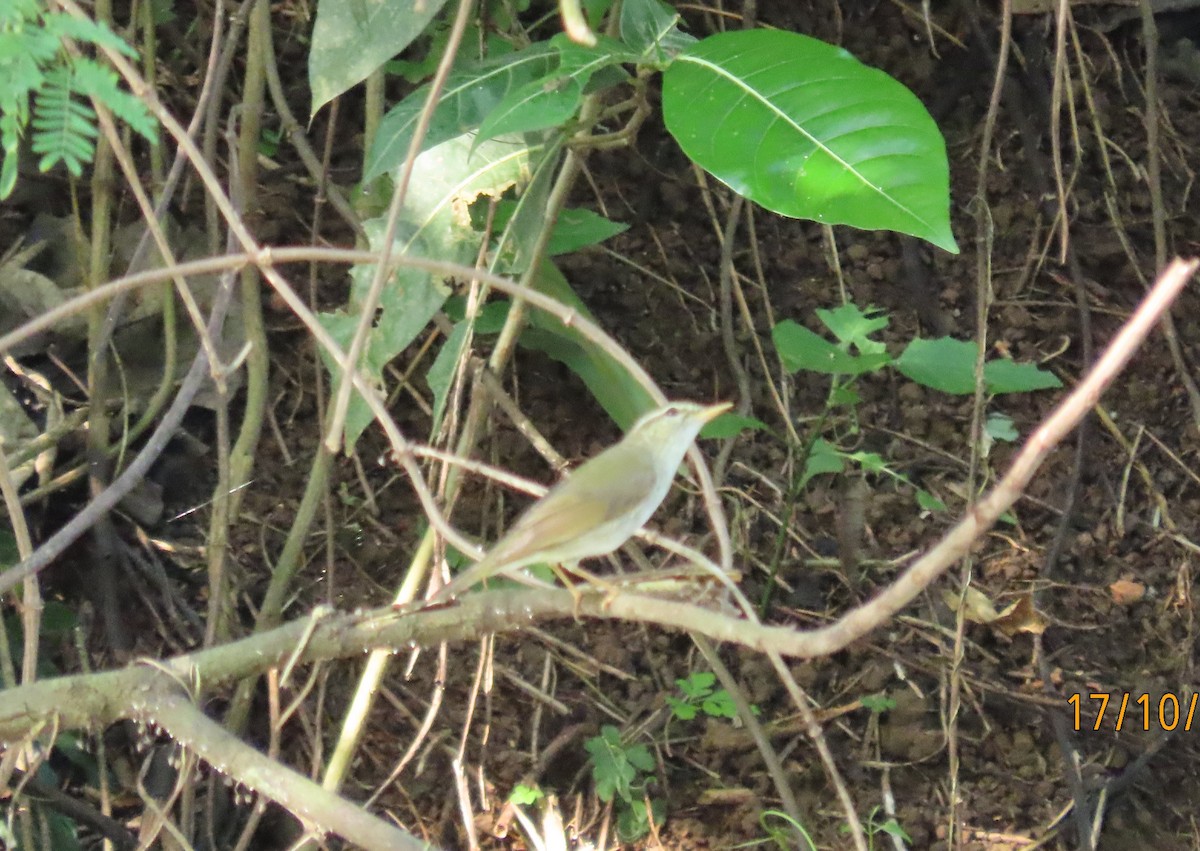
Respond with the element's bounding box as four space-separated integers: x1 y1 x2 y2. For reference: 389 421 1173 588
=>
435 400 731 600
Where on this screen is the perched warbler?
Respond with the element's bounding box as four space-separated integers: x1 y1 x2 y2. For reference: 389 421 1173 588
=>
436 400 731 599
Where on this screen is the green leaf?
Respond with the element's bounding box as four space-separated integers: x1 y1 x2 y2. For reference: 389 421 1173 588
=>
309 0 450 115
845 450 886 475
70 58 156 142
509 784 544 805
546 207 629 255
365 44 556 180
859 693 896 714
475 73 583 145
386 19 510 84
702 690 737 718
327 134 529 448
53 732 102 787
521 260 656 430
799 439 843 489
1 151 18 199
617 798 664 842
555 33 640 70
983 357 1062 394
663 30 958 252
877 818 912 843
44 810 82 851
0 0 41 24
701 412 765 439
666 697 698 720
475 35 634 147
587 726 638 803
377 133 533 262
985 411 1019 442
426 301 511 432
896 337 1062 396
316 311 377 445
816 303 889 355
619 0 695 59
31 66 98 176
47 16 138 58
894 336 977 394
624 742 655 772
773 321 851 374
830 385 860 407
40 601 77 636
488 142 563 274
916 489 946 512
678 671 715 697
772 320 886 376
442 297 511 332
489 193 627 267
373 268 448 372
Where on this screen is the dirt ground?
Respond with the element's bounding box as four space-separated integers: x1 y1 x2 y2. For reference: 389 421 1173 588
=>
11 0 1200 849
331 4 1200 848
354 4 1200 848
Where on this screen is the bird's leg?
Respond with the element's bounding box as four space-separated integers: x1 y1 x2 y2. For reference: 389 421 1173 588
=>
555 562 622 615
547 562 586 618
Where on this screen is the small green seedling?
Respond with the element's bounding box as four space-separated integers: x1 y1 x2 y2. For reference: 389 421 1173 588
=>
508 784 544 806
758 809 818 851
841 805 913 850
585 725 662 840
666 671 744 721
774 301 1061 512
859 693 897 714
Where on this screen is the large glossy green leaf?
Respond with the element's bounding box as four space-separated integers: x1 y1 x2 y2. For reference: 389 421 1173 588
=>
365 44 556 181
662 29 958 253
309 0 449 115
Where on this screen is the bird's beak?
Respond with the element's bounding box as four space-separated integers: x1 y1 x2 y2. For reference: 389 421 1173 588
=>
700 401 734 422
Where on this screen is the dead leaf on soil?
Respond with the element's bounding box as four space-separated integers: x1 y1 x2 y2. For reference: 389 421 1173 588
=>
943 587 1046 636
1109 578 1146 605
943 586 1001 624
993 594 1047 636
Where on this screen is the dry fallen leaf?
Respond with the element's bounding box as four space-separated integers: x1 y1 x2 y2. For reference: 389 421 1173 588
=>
944 586 1047 636
993 594 1047 636
943 586 1001 624
1109 578 1146 606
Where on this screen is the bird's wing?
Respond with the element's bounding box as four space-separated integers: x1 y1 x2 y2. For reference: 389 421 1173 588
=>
581 460 658 523
494 462 658 562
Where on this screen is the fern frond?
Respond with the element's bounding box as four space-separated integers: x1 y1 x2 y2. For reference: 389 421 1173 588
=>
0 2 157 198
31 65 97 176
0 0 43 27
71 57 156 142
46 15 139 60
